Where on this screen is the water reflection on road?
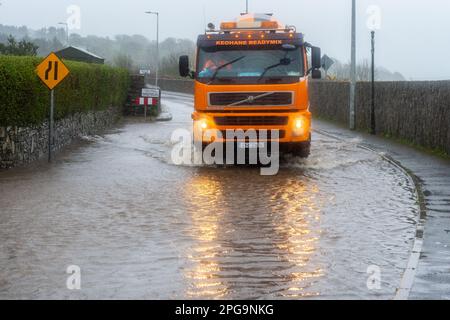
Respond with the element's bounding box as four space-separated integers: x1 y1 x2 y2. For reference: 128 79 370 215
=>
0 93 418 299
183 169 322 299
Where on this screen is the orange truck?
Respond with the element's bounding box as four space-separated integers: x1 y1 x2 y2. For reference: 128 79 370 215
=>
179 13 322 158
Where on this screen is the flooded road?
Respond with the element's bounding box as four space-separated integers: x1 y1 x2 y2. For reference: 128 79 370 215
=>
0 92 419 299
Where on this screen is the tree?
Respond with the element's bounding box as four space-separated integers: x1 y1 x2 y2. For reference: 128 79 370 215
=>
356 59 371 81
33 37 63 56
113 53 134 71
325 56 405 81
0 24 197 75
0 35 38 56
160 53 180 77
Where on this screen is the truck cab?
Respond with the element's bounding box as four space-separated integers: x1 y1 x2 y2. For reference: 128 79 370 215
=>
179 13 321 158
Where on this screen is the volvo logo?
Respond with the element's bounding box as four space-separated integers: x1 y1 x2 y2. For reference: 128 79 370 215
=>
225 92 276 107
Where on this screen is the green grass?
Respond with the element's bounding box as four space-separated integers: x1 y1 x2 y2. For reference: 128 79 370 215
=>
313 115 450 160
382 133 450 160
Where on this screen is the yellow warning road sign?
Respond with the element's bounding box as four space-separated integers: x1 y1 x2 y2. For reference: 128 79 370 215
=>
36 52 70 90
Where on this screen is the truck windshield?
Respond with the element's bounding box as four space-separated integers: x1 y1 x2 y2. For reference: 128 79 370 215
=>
197 47 304 84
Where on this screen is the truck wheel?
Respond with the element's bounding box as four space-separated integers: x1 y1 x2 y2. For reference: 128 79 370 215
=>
292 141 311 158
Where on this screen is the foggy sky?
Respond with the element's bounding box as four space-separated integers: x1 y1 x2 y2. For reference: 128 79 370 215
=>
1 0 449 80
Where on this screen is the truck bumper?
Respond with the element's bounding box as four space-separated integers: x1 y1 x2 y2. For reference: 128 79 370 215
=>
192 110 312 144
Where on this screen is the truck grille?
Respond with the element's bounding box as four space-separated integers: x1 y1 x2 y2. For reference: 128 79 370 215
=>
214 116 289 126
209 92 293 106
219 130 286 140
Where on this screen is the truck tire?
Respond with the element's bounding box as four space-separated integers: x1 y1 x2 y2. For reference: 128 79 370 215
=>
292 143 310 158
291 137 311 158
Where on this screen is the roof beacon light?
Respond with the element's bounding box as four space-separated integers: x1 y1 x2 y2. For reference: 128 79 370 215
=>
205 14 295 35
221 22 238 30
261 21 279 29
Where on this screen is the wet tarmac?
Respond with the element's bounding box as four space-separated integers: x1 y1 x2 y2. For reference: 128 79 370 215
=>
0 92 419 299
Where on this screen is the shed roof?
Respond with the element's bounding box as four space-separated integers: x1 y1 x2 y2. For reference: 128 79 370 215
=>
55 46 105 64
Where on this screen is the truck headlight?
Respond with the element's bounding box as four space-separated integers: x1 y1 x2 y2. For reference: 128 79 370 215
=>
293 117 306 136
200 119 208 130
194 118 218 143
194 118 209 130
295 118 304 130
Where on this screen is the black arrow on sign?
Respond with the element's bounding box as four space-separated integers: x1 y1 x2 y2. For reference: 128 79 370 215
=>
44 61 59 81
45 61 52 80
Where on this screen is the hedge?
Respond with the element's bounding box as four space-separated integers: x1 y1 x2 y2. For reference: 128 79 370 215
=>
0 55 130 126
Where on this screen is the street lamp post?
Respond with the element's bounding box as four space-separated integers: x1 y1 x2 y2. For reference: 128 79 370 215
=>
145 11 159 89
58 22 69 46
349 0 356 130
370 31 376 135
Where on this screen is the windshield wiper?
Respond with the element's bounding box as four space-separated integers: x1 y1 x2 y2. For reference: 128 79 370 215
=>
257 57 296 82
207 56 246 85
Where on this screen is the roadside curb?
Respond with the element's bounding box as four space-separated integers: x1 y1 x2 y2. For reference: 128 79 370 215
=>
314 128 427 300
161 91 434 299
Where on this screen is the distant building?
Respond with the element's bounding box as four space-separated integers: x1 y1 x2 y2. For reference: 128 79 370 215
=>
55 46 105 64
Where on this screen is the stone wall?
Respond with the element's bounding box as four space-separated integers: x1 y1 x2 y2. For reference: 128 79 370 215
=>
0 107 121 169
158 78 194 94
158 78 450 155
309 80 450 155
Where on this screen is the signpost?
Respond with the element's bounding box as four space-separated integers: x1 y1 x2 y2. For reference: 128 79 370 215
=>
321 54 334 79
139 69 151 75
142 88 160 98
141 88 161 119
36 53 70 162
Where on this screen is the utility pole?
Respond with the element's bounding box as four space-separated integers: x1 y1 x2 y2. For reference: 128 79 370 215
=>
370 31 376 135
58 22 69 46
246 0 249 14
349 0 356 130
146 11 160 89
156 13 159 89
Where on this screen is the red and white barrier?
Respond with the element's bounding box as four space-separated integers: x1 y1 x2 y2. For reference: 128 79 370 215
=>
133 97 157 106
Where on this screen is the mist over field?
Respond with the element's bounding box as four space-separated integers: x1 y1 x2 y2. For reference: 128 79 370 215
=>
1 0 449 79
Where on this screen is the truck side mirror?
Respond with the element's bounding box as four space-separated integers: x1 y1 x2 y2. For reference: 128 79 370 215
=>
179 55 190 78
311 46 321 70
312 69 322 79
